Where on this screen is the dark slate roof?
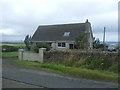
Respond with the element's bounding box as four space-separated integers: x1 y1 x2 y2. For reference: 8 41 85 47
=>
31 23 87 42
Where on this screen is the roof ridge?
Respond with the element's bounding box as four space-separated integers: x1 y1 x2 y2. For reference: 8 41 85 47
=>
39 22 85 27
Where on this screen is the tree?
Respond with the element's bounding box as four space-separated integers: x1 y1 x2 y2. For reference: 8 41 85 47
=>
93 37 101 49
74 33 88 49
24 35 31 50
33 42 51 53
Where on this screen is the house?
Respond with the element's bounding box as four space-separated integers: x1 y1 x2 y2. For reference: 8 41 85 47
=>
31 19 93 50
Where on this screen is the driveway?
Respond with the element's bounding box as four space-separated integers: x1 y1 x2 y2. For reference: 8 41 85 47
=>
2 58 119 88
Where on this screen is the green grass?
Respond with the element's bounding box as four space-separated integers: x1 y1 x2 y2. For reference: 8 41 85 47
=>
0 43 25 48
2 51 18 58
13 60 119 83
1 43 24 58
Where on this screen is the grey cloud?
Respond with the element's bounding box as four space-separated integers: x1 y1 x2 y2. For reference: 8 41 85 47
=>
0 0 119 42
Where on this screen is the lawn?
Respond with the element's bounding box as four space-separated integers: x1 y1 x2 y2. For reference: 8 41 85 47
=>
13 60 119 83
2 51 18 58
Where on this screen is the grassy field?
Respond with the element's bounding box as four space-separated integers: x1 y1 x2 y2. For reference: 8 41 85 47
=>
0 43 25 48
13 60 119 83
1 43 24 58
2 51 18 58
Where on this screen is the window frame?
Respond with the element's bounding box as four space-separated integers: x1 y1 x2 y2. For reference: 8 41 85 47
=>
58 43 66 47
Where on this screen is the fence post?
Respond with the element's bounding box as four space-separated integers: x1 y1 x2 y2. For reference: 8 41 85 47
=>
39 48 46 63
18 49 24 60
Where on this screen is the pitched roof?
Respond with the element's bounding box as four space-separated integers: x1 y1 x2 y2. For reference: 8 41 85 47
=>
31 23 88 42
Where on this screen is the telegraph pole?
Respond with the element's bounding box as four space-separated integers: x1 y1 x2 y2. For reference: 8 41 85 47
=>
103 27 106 44
103 27 106 50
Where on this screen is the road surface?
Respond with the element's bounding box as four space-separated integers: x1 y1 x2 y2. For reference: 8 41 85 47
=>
2 58 119 88
3 78 41 88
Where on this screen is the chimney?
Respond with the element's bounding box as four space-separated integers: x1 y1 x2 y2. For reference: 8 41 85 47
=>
85 19 89 23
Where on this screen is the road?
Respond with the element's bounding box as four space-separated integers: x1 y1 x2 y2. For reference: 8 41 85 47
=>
3 78 41 88
2 58 119 88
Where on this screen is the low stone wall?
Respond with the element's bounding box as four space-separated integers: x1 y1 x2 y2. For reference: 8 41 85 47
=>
18 49 119 63
18 48 46 63
44 50 119 62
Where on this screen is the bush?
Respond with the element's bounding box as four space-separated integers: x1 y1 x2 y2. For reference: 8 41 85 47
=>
2 45 18 52
33 42 51 53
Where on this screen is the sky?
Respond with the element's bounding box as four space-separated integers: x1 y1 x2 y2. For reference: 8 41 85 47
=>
0 0 119 42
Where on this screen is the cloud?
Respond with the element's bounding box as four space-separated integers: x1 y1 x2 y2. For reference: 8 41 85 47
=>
0 0 119 42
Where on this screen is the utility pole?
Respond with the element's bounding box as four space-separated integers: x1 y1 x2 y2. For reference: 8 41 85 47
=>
103 27 106 44
103 27 106 50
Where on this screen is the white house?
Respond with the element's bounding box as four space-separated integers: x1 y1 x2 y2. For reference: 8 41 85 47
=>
31 19 93 50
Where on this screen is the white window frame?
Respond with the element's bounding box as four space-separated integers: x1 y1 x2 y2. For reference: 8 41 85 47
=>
58 43 66 48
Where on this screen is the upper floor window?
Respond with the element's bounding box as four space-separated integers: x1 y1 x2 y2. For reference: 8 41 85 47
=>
64 32 70 36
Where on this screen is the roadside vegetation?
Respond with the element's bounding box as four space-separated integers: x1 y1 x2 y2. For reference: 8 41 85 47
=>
13 60 119 83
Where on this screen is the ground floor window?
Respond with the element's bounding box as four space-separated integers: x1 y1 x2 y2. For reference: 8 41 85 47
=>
58 43 66 47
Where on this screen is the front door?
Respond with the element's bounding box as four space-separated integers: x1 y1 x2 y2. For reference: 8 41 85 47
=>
69 44 74 49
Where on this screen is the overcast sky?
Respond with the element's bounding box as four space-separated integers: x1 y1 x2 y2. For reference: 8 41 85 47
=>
0 0 119 42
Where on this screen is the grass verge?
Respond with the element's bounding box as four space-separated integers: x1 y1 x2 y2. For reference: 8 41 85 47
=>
13 60 119 83
2 51 18 58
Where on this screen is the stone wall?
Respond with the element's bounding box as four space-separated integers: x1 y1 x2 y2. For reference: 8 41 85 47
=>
44 50 118 62
18 48 118 63
18 48 46 63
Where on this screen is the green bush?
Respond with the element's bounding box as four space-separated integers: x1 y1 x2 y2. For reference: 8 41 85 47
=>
33 42 51 53
2 45 18 52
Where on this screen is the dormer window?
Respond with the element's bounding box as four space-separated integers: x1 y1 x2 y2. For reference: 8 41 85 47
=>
64 32 70 36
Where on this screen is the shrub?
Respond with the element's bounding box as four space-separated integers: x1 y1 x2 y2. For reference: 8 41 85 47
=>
2 45 18 52
33 42 51 53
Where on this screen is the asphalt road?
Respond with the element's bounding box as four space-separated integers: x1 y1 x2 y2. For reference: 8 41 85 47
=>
3 78 41 88
2 58 119 88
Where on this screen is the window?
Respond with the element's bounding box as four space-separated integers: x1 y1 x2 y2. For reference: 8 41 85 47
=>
62 43 65 47
58 43 66 47
58 43 61 47
64 32 70 36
